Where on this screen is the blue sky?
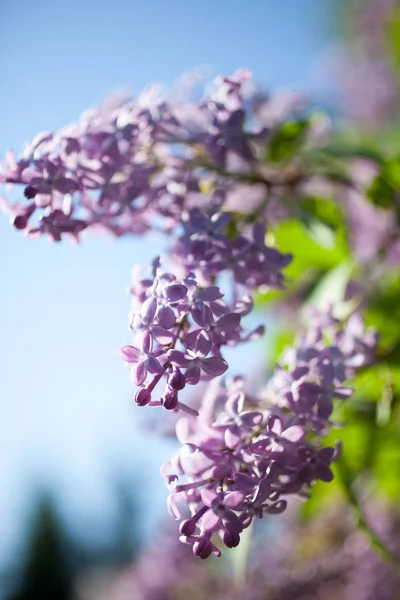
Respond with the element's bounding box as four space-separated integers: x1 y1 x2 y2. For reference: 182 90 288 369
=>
0 0 337 577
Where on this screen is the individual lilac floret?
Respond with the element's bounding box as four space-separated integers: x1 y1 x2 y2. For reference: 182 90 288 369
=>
162 310 377 559
119 260 262 413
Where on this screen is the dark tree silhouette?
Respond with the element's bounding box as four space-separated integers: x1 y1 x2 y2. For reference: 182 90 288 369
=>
9 496 73 600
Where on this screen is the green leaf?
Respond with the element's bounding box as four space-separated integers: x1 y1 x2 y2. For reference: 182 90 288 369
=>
305 260 354 311
366 268 400 348
386 4 400 70
267 119 309 163
273 220 348 277
367 158 400 212
300 195 344 231
303 220 337 249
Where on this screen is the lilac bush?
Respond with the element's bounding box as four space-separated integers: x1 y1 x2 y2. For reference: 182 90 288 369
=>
4 68 398 566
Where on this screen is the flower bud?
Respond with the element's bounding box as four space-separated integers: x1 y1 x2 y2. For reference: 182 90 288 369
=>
193 536 213 559
167 368 186 391
135 388 151 406
24 185 38 199
162 390 178 410
222 530 240 548
179 519 196 537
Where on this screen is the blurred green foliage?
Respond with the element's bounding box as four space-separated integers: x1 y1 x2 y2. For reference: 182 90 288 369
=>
250 102 400 526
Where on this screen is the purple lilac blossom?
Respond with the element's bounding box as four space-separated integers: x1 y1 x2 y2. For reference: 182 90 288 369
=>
161 310 377 558
1 70 397 275
0 69 386 567
106 503 399 600
119 260 268 414
0 71 270 241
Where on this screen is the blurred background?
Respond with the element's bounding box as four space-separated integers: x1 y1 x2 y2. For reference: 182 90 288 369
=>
1 1 400 598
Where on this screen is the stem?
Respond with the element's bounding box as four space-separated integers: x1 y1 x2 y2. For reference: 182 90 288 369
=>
337 458 400 572
230 521 254 586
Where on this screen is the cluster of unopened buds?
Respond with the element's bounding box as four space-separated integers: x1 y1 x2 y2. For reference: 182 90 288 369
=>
0 69 378 559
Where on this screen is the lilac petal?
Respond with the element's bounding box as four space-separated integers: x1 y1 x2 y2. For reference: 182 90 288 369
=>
265 500 287 514
210 299 229 317
119 345 140 363
141 297 158 325
234 295 254 317
254 477 272 503
225 426 241 449
195 330 212 357
226 392 244 417
318 446 335 463
131 361 147 386
167 493 181 519
151 256 161 275
175 417 190 443
234 473 256 491
166 283 187 302
188 210 209 231
347 313 364 336
139 330 153 354
240 411 264 427
191 303 213 327
53 177 79 194
224 491 245 509
316 464 334 482
317 395 333 419
222 510 243 534
252 221 266 246
146 356 163 375
210 463 234 479
215 313 240 331
21 168 44 183
201 356 228 377
319 358 334 387
201 510 221 532
197 286 224 301
334 386 353 399
245 324 265 341
35 193 52 208
151 325 175 345
281 425 305 443
183 329 200 349
185 365 201 385
168 349 192 368
268 415 283 435
157 305 176 329
212 211 232 229
31 130 53 149
201 488 218 507
160 462 177 483
291 365 309 380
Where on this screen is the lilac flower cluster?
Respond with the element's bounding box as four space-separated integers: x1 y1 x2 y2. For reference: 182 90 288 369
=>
162 311 377 559
0 69 383 564
0 71 269 241
119 258 265 413
172 213 292 288
110 505 400 600
0 67 324 253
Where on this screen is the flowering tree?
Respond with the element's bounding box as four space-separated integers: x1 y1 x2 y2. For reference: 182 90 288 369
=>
2 5 400 580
